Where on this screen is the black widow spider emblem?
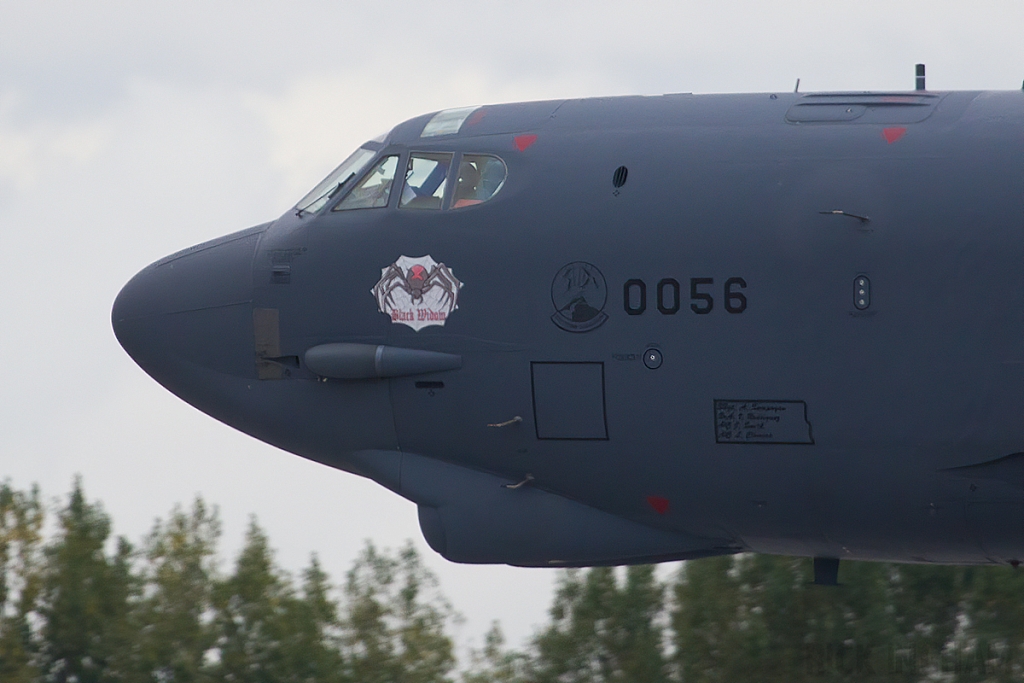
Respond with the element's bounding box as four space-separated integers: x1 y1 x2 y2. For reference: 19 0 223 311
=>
372 258 462 317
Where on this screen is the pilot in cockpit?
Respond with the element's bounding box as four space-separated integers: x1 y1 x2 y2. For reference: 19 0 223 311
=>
452 160 483 208
452 155 506 209
400 153 452 210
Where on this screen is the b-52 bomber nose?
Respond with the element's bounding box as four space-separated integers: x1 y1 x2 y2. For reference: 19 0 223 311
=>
113 90 1024 570
112 225 267 411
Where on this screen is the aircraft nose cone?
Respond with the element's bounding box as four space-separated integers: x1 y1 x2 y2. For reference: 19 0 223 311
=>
113 227 265 388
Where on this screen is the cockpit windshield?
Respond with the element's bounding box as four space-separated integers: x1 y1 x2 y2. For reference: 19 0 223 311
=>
295 146 377 214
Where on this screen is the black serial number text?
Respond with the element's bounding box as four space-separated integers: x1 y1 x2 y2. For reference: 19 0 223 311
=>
623 277 747 315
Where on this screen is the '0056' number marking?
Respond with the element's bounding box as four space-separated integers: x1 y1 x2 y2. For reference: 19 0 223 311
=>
623 277 747 315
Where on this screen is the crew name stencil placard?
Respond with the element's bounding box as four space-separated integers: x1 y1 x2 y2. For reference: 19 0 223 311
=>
714 400 814 445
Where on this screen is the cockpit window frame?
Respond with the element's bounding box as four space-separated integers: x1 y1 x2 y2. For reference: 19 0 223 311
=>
294 145 378 215
312 147 508 214
330 152 402 212
399 151 455 211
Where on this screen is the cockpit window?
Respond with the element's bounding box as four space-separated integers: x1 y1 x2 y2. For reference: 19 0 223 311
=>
399 153 453 210
452 154 507 209
295 147 376 214
333 155 399 211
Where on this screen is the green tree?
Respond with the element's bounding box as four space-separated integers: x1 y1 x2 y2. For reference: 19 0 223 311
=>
671 555 743 682
133 497 221 683
671 555 988 682
211 517 296 682
342 541 456 683
530 565 670 683
38 478 135 683
957 564 1024 681
283 555 345 683
460 622 529 683
0 482 45 682
615 565 670 682
210 518 348 683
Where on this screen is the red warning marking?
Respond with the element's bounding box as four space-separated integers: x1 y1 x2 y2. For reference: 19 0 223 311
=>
466 109 487 126
514 134 538 151
647 495 670 515
882 127 907 144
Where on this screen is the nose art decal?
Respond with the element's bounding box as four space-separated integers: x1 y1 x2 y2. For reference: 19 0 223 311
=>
372 255 463 331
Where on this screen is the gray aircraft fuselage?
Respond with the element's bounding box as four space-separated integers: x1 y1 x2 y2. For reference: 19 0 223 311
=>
113 89 1024 568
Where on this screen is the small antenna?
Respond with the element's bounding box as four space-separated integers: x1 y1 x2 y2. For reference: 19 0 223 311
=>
794 78 801 93
915 63 926 91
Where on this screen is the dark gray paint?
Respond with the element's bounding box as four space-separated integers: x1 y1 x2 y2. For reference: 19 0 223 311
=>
113 89 1024 567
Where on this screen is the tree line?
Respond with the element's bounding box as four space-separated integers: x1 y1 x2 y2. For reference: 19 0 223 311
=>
4 480 1024 682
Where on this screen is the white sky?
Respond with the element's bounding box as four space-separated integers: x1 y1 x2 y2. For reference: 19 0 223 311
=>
2 0 1023 653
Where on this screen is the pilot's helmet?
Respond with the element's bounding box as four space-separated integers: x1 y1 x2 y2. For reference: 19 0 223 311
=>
455 161 482 199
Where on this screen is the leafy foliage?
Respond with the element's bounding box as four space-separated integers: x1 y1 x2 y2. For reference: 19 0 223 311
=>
8 478 1024 683
342 541 456 683
134 497 221 682
460 622 529 683
0 481 457 683
529 566 669 683
0 482 44 682
37 478 133 683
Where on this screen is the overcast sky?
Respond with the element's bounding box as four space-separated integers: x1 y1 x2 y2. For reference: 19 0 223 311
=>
2 0 1024 652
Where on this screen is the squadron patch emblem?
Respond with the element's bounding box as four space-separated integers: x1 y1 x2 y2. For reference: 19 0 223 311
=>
372 255 463 331
551 262 608 332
